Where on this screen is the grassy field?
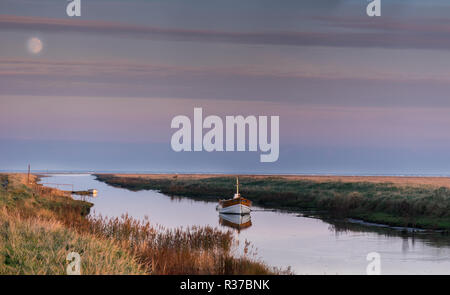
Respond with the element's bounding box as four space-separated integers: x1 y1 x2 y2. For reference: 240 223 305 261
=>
95 174 450 230
0 173 277 275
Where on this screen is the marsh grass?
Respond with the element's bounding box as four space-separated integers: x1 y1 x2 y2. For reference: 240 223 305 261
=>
0 174 277 275
0 208 145 275
84 214 276 274
53 206 276 274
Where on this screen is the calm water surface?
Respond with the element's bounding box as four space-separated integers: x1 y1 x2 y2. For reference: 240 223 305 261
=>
41 174 450 274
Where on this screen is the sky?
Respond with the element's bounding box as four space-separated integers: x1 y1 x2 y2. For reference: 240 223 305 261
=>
2 0 450 174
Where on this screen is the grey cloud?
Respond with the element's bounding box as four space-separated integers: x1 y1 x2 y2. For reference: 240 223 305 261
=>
3 14 450 50
2 59 450 108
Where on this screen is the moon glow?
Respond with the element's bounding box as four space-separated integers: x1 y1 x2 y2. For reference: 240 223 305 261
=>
27 37 43 54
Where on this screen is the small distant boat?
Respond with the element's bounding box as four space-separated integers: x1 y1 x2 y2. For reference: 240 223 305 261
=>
217 177 252 215
88 189 98 197
72 189 98 197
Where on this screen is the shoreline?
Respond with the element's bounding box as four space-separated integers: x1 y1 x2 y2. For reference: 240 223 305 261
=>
93 173 450 188
8 171 450 189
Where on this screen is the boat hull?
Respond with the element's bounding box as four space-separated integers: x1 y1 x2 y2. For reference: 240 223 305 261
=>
217 203 251 214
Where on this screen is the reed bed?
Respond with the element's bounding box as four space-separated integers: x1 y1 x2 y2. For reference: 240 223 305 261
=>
51 206 274 274
0 208 145 275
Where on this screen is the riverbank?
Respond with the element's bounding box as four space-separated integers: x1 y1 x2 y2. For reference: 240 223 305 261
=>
0 173 277 274
94 173 450 230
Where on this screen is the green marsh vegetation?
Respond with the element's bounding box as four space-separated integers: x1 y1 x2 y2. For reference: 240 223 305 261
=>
95 174 450 230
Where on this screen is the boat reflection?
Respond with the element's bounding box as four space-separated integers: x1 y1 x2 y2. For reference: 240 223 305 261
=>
219 213 252 232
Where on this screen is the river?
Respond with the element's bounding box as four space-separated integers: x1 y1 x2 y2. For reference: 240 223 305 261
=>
41 174 450 275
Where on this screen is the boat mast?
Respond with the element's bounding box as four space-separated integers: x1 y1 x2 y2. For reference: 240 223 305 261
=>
236 176 239 195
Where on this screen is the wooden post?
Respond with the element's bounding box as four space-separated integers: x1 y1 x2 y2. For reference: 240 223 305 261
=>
27 164 30 184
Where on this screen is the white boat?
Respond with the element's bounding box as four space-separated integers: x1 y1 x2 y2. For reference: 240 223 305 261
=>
216 177 252 215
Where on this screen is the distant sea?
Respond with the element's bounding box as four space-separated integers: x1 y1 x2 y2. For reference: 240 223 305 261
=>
3 169 450 177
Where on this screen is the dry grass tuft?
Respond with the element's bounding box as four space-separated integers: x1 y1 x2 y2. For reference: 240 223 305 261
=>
0 208 145 275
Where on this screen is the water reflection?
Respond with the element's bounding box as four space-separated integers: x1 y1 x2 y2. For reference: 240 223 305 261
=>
219 213 252 232
328 219 450 249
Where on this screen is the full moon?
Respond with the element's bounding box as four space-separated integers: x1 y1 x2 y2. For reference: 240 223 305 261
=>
27 37 43 54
